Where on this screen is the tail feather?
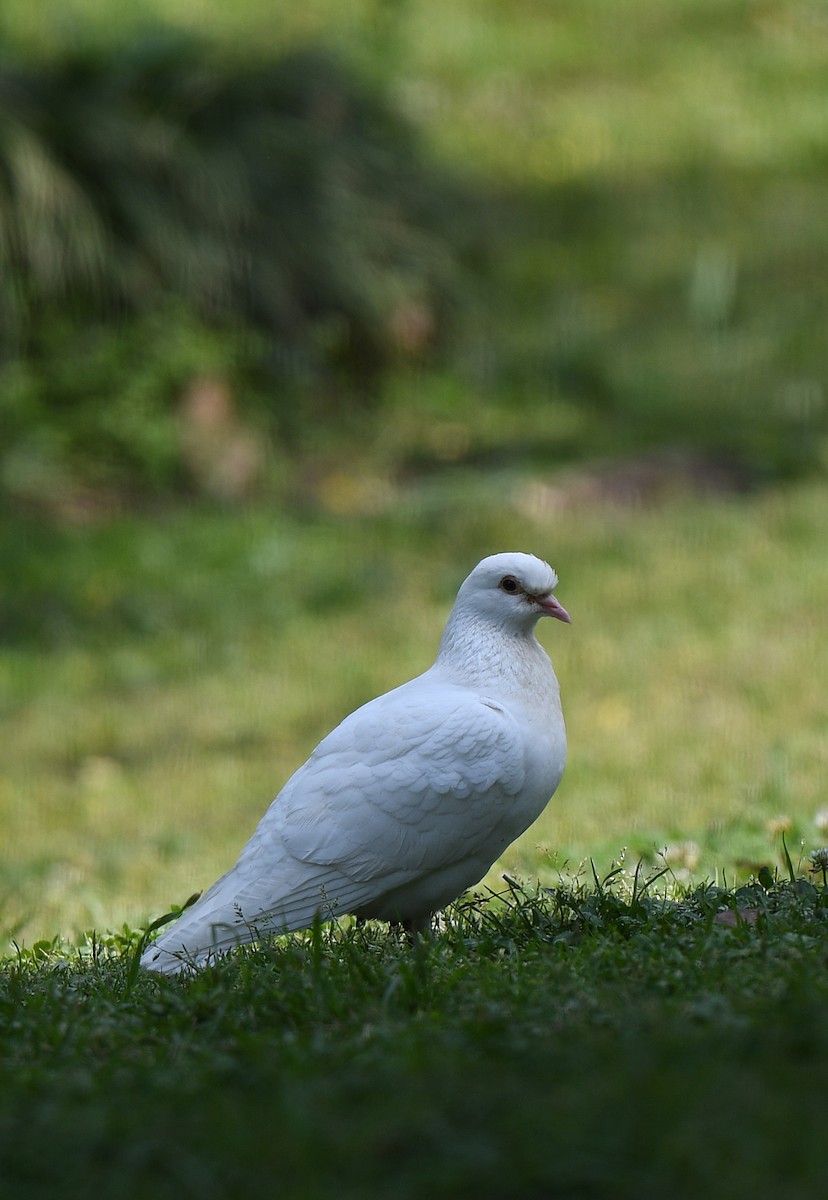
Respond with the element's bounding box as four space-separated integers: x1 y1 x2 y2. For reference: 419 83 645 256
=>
140 866 371 975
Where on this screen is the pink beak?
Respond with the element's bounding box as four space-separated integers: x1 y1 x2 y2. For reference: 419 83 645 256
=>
535 593 572 623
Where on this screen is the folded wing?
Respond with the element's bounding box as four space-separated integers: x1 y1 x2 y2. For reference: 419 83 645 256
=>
141 680 529 972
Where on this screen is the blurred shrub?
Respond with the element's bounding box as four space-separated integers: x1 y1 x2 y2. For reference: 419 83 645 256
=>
0 306 263 504
0 23 825 512
466 176 828 484
0 36 465 506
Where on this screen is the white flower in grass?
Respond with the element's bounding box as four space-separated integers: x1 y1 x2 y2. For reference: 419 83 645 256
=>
809 848 828 886
814 809 828 838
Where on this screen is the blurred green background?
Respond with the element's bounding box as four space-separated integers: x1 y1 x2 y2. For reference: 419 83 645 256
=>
1 0 827 944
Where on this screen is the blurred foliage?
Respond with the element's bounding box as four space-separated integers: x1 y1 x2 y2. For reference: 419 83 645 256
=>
0 2 827 510
0 34 466 505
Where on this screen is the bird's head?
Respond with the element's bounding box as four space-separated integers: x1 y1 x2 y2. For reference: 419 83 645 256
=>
456 552 571 630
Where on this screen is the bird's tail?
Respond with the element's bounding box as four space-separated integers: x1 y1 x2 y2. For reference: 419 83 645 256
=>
139 866 368 975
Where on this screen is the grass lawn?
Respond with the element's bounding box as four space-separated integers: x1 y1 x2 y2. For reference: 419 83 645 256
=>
2 468 826 1200
1 2 827 1192
1 477 825 945
2 875 827 1198
2 478 827 945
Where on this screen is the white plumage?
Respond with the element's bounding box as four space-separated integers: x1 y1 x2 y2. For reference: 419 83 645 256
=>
141 552 570 974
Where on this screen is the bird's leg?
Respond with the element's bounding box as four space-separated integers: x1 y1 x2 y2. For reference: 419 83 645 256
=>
389 914 434 942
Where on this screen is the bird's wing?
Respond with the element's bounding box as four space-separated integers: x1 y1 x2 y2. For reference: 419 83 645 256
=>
271 681 528 882
141 682 529 971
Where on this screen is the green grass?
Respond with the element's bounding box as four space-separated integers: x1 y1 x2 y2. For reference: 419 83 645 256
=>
2 478 827 945
1 3 827 1190
3 874 828 1198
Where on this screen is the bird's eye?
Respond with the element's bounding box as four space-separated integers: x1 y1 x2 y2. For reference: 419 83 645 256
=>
499 575 522 594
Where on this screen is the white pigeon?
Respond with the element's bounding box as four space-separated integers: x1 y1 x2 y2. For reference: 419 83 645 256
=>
141 552 570 974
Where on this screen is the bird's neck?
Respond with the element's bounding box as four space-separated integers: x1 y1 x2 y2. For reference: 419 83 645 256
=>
433 610 558 703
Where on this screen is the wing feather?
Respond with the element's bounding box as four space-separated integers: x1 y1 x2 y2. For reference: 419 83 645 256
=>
274 683 526 882
142 679 532 973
